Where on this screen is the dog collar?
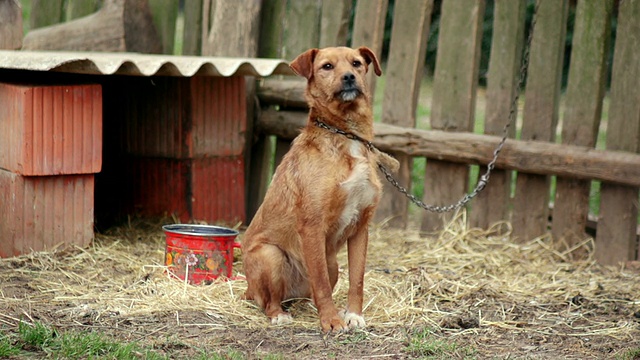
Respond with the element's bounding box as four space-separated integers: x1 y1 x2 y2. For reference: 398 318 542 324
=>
313 119 376 152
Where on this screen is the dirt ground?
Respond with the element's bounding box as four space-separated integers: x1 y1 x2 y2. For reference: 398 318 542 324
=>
1 218 639 359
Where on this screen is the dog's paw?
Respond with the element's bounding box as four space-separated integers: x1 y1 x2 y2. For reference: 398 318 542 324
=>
338 310 366 329
270 313 293 326
376 150 400 173
320 315 348 333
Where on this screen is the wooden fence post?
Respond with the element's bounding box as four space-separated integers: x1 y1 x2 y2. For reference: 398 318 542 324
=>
182 0 203 55
66 0 100 20
421 0 485 233
202 0 262 57
30 0 64 29
468 0 526 229
552 0 613 258
0 0 22 50
596 0 640 265
149 0 179 54
319 0 352 48
351 0 388 96
511 0 568 241
375 0 433 228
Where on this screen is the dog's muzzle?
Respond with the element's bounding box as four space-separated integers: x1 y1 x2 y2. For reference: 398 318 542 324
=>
338 72 361 102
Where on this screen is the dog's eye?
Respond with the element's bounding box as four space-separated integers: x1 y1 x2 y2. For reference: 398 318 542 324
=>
322 63 333 70
352 60 362 67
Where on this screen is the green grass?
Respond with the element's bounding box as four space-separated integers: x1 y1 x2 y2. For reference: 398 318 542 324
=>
406 328 476 359
1 321 290 360
8 321 167 359
616 347 640 360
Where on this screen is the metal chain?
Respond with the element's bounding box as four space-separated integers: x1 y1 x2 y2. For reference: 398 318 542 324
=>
316 2 538 213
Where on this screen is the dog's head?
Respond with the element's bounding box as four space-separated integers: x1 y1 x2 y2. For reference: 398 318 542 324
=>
290 46 382 104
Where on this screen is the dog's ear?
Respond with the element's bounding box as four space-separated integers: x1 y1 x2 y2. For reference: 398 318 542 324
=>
357 46 382 76
290 48 319 80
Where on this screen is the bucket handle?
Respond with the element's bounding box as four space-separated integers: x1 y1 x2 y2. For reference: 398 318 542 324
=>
233 242 241 249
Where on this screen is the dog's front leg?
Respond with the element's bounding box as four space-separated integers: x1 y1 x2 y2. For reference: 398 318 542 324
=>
340 210 372 329
299 226 347 332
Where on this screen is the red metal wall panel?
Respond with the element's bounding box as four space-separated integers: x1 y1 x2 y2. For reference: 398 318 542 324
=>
122 156 245 225
116 77 188 158
0 169 94 258
97 76 249 226
116 76 246 159
190 156 246 225
0 82 102 176
190 76 247 157
126 157 190 222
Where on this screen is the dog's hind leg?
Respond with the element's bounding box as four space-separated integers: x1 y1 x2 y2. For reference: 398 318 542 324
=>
243 243 293 325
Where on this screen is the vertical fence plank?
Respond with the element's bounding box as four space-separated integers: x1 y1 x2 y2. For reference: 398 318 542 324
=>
0 0 22 50
182 0 203 55
351 0 388 95
66 0 100 20
319 0 351 47
468 0 526 229
202 0 261 57
421 0 485 232
201 0 262 224
248 0 286 221
596 0 640 265
511 0 568 241
29 0 64 29
552 0 613 258
272 0 321 170
375 0 433 228
282 0 321 60
258 0 286 58
149 0 179 54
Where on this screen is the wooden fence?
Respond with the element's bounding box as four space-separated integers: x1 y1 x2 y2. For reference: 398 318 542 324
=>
24 0 640 265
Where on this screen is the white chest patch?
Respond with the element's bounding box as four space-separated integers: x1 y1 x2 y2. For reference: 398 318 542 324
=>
335 141 378 238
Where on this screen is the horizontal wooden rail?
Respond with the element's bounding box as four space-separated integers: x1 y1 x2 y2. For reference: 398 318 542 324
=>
257 78 307 108
258 108 640 187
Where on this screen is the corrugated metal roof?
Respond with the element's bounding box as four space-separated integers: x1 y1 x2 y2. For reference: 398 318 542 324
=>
0 50 295 77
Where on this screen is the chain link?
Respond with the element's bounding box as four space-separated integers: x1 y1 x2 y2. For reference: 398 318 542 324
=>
315 2 538 212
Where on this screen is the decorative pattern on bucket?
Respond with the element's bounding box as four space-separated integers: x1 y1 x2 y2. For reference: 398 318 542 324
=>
163 224 240 284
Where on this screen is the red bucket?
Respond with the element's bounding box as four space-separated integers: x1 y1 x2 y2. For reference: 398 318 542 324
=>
163 224 240 284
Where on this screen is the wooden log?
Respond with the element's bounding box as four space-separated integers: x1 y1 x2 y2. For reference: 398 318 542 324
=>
149 0 179 54
468 0 526 229
319 0 352 47
258 78 307 109
0 0 22 50
351 0 388 95
511 0 568 241
22 0 162 53
422 0 485 232
552 0 613 258
376 0 433 228
596 0 640 265
257 108 640 188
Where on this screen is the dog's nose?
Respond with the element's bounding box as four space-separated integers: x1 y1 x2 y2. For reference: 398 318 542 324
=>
342 72 356 84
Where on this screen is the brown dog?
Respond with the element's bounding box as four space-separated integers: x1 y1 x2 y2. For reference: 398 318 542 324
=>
242 46 397 332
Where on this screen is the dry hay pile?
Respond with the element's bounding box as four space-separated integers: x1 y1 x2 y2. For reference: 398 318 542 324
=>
1 212 639 357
